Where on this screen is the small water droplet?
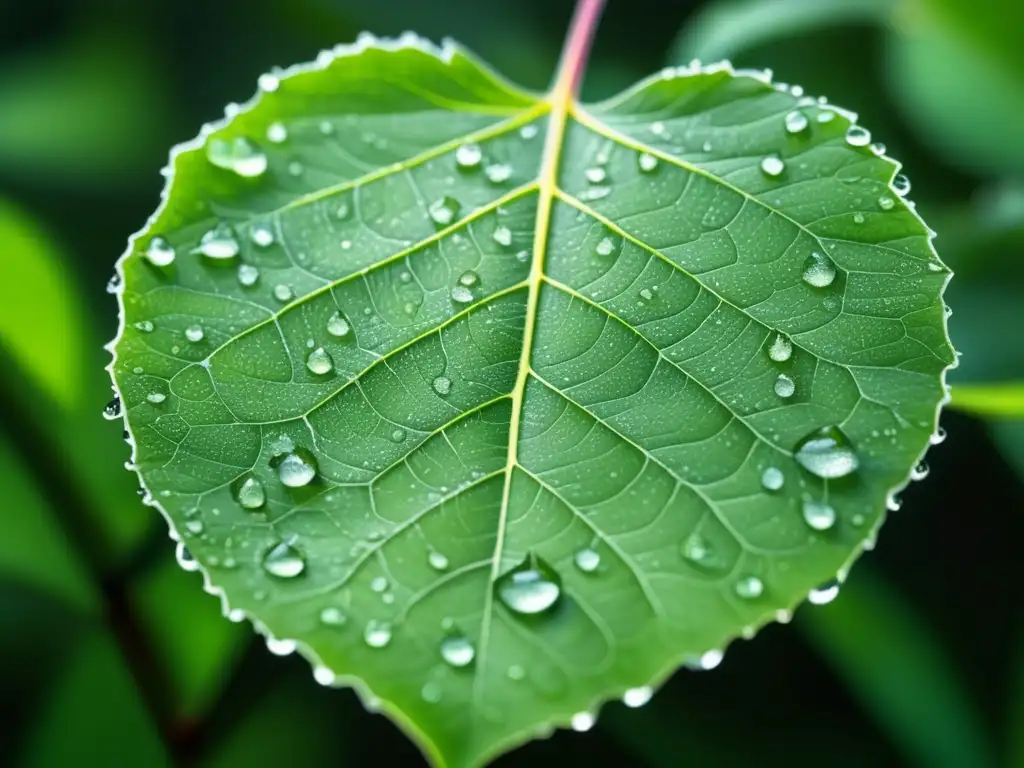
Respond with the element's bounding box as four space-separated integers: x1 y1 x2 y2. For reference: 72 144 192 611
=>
808 579 840 605
266 121 288 143
816 110 835 124
768 333 793 362
639 287 654 301
288 161 303 176
103 397 122 420
458 271 479 288
320 606 346 626
760 155 785 177
571 712 595 732
585 167 607 184
845 125 871 147
853 212 865 224
574 548 600 573
144 236 176 267
251 222 275 247
313 665 336 686
734 575 764 599
390 428 406 443
421 681 442 703
622 686 653 708
207 136 268 178
785 110 809 133
802 499 836 530
911 461 929 481
795 426 859 479
185 324 205 343
489 224 512 248
870 141 887 156
266 637 296 656
106 274 121 294
892 174 911 197
262 540 306 578
199 223 240 259
364 620 392 648
440 635 475 667
681 532 710 564
432 376 452 396
455 143 482 169
429 196 461 227
326 311 351 339
450 285 474 304
273 448 318 487
650 121 666 135
495 554 562 615
699 650 724 670
761 466 785 491
595 236 616 256
238 264 260 287
637 152 658 172
802 252 836 288
134 320 154 333
484 163 512 184
930 427 947 445
274 284 293 302
774 373 795 398
370 576 388 593
520 124 538 140
258 72 279 92
428 550 449 571
878 195 895 211
306 347 334 375
147 391 166 404
184 520 203 535
233 476 266 509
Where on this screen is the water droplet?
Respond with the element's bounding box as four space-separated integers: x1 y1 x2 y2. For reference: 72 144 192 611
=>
495 554 562 615
638 152 658 172
878 195 895 211
313 665 336 686
507 664 525 680
273 284 293 303
774 373 795 398
134 320 154 333
421 681 442 703
266 121 287 143
622 686 653 708
450 285 474 304
458 271 479 288
911 461 929 481
199 223 240 259
320 606 346 626
238 264 259 287
795 426 859 479
785 110 809 133
845 125 871 147
251 222 275 247
520 124 538 140
595 236 616 256
853 212 865 224
103 397 122 420
432 376 452 396
802 252 836 288
571 712 595 732
760 155 785 177
207 137 267 178
455 143 482 169
801 499 836 530
262 540 306 578
492 225 513 248
258 72 279 92
144 236 176 267
484 163 512 184
650 121 666 135
816 110 835 124
585 167 607 184
870 141 887 156
808 579 840 605
370 576 388 594
574 548 600 573
185 324 204 343
428 196 461 227
106 274 121 294
639 287 654 301
892 174 911 197
734 575 764 599
273 448 318 487
428 550 449 571
440 635 475 667
930 427 947 445
761 466 785 491
266 637 296 656
699 650 724 670
390 428 406 443
326 311 351 339
287 161 303 176
364 620 392 648
147 391 166 404
233 476 266 509
306 347 334 375
768 333 793 362
681 532 710 564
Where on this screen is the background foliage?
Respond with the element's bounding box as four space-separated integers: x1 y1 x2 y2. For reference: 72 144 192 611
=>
0 0 1020 766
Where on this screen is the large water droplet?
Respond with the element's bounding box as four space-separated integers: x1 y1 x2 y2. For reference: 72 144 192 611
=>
794 426 859 479
574 548 600 573
185 324 205 343
761 466 785 491
103 397 122 420
440 635 475 668
306 347 334 375
233 475 266 509
760 155 785 177
145 236 176 267
774 373 795 398
428 196 461 228
637 152 658 173
802 252 836 288
495 555 562 615
450 285 474 304
250 222 275 247
622 686 653 708
595 236 616 256
237 264 259 287
892 174 911 197
585 167 607 184
207 137 268 178
845 125 871 147
364 620 392 648
262 539 306 578
432 376 452 396
768 333 793 362
199 223 240 259
428 550 449 571
147 391 166 404
455 143 482 169
808 579 840 605
785 110 809 133
327 311 351 338
273 448 318 487
734 575 764 599
911 461 929 481
802 499 836 530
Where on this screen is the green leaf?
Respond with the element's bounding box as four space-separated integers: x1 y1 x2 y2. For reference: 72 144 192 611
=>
949 383 1024 419
798 569 996 768
109 35 954 767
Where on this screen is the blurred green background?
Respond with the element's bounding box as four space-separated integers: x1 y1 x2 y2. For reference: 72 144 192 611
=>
0 0 1021 766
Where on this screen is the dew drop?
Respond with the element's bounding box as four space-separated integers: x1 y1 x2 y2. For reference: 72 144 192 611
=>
144 236 176 267
760 155 785 177
878 195 895 211
845 125 871 147
761 466 784 491
892 174 911 197
450 285 474 304
802 252 836 288
265 637 297 656
273 284 293 302
734 575 764 599
262 540 306 578
363 620 392 648
768 333 793 362
853 212 865 224
930 427 947 445
185 324 205 343
795 426 859 479
421 681 442 703
699 650 724 670
327 311 351 338
458 271 479 287
785 110 809 133
390 428 406 443
520 124 538 140
237 264 260 287
574 547 600 573
639 287 654 301
134 320 154 333
233 476 266 510
808 579 840 605
495 555 562 615
432 376 452 396
681 532 710 564
637 152 658 173
320 606 346 626
250 222 275 247
273 448 318 487
266 121 287 143
484 163 512 184
440 635 475 668
571 712 595 732
455 143 482 169
774 373 795 398
147 391 166 404
493 225 513 247
428 196 461 227
585 167 607 184
870 141 887 156
198 223 240 260
622 686 653 708
816 110 835 124
507 664 525 681
802 499 836 531
313 666 336 686
911 461 929 481
258 72 279 92
207 137 268 178
370 576 388 593
306 347 334 375
103 397 122 420
428 550 449 571
595 236 616 256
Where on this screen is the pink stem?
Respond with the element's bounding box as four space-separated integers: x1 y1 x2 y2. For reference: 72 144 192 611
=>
555 0 607 98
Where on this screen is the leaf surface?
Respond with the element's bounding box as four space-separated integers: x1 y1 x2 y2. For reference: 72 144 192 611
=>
109 36 954 767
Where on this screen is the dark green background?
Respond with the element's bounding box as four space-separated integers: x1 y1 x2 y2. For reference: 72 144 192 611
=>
0 0 1021 766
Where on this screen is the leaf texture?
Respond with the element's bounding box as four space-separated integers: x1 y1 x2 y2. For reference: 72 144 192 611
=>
108 35 954 767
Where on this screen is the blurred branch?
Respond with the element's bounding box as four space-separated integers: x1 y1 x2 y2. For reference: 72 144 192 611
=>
949 383 1024 419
